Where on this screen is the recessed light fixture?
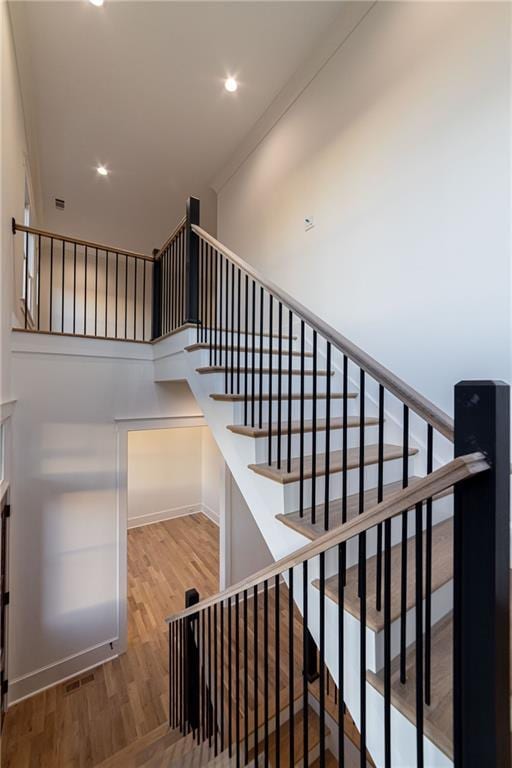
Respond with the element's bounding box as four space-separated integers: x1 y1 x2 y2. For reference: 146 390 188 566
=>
96 165 108 176
89 0 104 6
224 77 238 93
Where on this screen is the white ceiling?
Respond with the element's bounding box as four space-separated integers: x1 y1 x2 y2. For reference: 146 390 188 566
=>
10 1 342 253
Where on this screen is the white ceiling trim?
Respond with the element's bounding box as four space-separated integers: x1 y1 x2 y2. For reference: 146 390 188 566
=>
210 1 376 194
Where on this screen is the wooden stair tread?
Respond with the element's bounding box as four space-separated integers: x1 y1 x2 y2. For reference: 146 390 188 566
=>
310 751 338 767
276 478 450 541
95 724 182 767
197 365 334 376
227 416 379 439
249 444 418 485
211 392 356 402
186 342 311 357
313 518 452 632
198 328 297 340
252 705 326 766
367 614 453 759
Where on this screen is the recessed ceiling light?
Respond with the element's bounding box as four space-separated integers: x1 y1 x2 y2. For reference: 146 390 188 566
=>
96 165 108 176
224 77 238 93
89 0 104 6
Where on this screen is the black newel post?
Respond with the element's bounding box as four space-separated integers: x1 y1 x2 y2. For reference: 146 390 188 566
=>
185 197 200 325
184 588 200 732
453 380 510 768
151 248 161 340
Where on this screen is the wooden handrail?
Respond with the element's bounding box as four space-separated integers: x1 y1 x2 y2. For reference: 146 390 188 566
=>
12 221 153 262
166 452 488 623
154 216 187 259
192 225 455 442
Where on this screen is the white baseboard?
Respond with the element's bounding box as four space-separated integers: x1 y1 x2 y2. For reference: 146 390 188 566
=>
127 503 203 529
128 503 219 529
9 638 118 705
200 503 220 526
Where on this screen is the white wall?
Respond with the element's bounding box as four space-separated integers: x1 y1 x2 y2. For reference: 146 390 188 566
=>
201 425 224 524
217 1 511 417
227 471 273 586
127 426 203 527
0 1 41 402
9 333 202 701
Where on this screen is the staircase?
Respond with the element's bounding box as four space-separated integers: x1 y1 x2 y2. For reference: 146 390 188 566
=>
12 198 510 768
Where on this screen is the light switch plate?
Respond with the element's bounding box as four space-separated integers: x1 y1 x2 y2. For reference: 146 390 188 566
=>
304 216 314 231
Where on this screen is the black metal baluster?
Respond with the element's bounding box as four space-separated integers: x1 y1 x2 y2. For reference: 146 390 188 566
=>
201 610 206 741
311 330 318 523
207 606 212 744
274 574 281 768
113 252 118 339
37 234 41 330
244 275 249 426
61 239 65 332
384 519 392 768
73 243 77 334
237 268 241 395
258 287 264 429
358 370 366 596
231 263 235 395
225 259 229 394
214 249 218 367
302 561 309 765
425 424 433 706
219 255 224 377
359 532 367 768
400 405 410 683
235 593 240 768
340 355 349 586
288 567 295 767
142 259 146 341
169 623 174 728
134 258 138 340
324 342 331 530
299 320 305 516
376 385 385 611
287 311 293 474
251 280 256 428
253 584 259 767
220 600 225 752
83 244 88 335
49 238 54 332
243 590 249 764
214 603 219 756
277 302 283 469
124 253 128 339
228 595 232 756
338 544 345 768
319 552 326 767
95 247 99 337
264 580 269 767
105 250 109 337
415 502 424 768
268 295 273 466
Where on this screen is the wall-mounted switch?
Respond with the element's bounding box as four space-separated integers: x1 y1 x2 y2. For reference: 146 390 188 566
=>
304 216 314 231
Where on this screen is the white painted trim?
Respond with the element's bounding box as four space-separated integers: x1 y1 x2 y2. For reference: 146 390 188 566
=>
210 1 376 193
116 415 209 655
219 465 232 590
11 329 153 361
201 502 220 527
0 400 16 424
127 503 203 529
9 639 118 705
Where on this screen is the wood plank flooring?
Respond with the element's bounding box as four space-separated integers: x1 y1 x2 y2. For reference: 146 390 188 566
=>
2 514 220 768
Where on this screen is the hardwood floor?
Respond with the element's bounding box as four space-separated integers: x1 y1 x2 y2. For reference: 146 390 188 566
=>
2 513 220 768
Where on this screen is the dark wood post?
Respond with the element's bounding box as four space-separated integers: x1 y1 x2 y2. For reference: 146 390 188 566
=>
184 588 200 732
453 380 510 768
185 197 200 324
151 248 161 340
